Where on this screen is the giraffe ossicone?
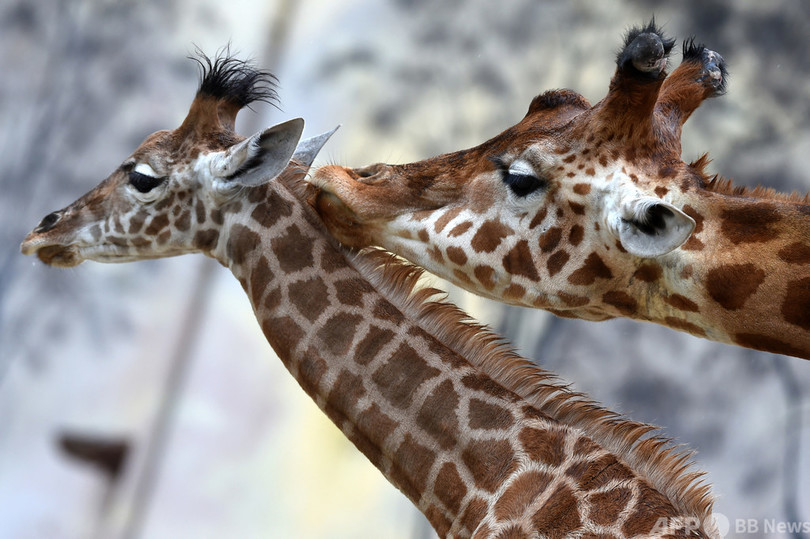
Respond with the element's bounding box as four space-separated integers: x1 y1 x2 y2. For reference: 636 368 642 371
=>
313 21 810 360
22 50 720 537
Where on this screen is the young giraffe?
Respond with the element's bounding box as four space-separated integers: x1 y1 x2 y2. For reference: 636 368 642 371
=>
313 22 810 360
20 53 718 537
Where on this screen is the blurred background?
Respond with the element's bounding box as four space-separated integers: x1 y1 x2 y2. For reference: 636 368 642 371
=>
1 0 809 537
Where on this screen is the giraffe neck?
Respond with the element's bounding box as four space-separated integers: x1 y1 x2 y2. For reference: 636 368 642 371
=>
628 188 810 359
209 172 715 537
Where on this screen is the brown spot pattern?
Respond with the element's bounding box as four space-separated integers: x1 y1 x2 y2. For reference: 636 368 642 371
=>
194 229 220 251
227 224 261 265
373 298 405 325
328 370 366 419
573 183 591 195
706 263 765 310
633 264 662 282
317 313 362 356
373 343 440 409
502 240 540 281
270 225 314 273
602 291 638 315
434 462 467 515
262 316 305 361
417 380 460 449
449 221 473 237
145 214 170 236
434 207 464 234
354 326 395 366
569 224 584 246
447 246 468 266
496 526 530 539
461 497 489 534
567 454 633 490
334 277 373 307
529 207 548 229
462 439 517 493
295 346 328 397
621 485 677 537
249 256 274 305
530 484 581 537
195 198 206 224
557 292 588 307
252 190 293 228
468 398 514 430
288 277 330 320
128 211 147 234
425 506 451 537
547 250 570 277
720 205 781 244
588 488 632 526
538 227 562 253
664 293 700 313
573 436 600 456
779 242 810 265
472 220 513 253
356 403 398 449
463 373 512 399
493 469 553 520
783 277 810 330
474 265 497 290
519 427 566 467
568 253 613 285
734 333 805 357
664 317 707 337
392 434 436 502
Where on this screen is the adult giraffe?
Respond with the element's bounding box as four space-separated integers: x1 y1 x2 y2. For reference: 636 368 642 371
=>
21 52 717 537
313 21 810 360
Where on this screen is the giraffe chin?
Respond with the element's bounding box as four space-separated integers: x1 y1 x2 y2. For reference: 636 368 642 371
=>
32 245 84 268
25 244 141 267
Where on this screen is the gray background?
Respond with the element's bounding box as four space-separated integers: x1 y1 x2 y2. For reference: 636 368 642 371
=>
1 0 808 537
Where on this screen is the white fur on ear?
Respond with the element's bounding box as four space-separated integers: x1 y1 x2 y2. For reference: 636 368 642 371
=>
610 196 695 258
209 118 305 186
209 137 254 178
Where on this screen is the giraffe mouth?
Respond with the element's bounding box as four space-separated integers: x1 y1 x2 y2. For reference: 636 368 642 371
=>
24 243 83 268
21 237 141 267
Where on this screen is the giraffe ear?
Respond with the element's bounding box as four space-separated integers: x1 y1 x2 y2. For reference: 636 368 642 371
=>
213 118 305 186
611 197 696 258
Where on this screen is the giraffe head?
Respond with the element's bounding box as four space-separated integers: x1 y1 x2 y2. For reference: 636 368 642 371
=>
313 22 728 321
20 52 328 268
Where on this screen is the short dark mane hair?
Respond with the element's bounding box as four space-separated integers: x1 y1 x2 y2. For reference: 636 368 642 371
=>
189 48 279 110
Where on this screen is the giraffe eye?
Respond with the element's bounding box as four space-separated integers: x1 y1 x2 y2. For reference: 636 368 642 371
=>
503 171 546 197
127 164 166 193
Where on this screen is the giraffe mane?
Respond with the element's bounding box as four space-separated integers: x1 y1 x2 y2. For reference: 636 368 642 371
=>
693 154 810 204
351 247 715 520
189 47 279 110
292 173 714 521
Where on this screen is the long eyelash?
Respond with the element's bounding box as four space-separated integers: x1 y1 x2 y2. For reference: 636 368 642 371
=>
128 171 166 193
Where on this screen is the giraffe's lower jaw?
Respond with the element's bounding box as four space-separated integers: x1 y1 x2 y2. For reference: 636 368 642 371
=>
29 244 84 268
23 243 143 267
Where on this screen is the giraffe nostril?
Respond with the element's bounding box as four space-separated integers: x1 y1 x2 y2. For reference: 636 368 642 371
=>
36 211 62 232
355 168 376 179
354 163 386 180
